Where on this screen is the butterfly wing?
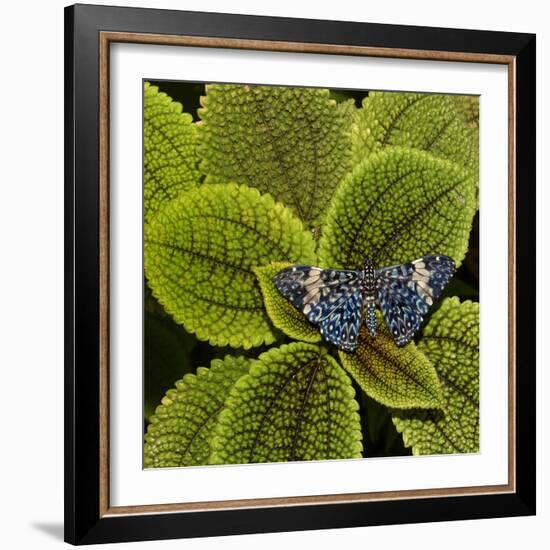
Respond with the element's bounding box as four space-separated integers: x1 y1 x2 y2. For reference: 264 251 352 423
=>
273 266 363 352
318 290 363 352
375 254 456 346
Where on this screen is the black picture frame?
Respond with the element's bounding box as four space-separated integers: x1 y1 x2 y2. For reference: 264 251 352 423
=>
65 3 536 545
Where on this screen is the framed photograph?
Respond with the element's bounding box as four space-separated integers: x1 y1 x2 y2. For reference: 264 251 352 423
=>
64 3 536 545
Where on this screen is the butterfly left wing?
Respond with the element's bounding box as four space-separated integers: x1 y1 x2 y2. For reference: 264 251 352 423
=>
273 266 363 352
376 254 455 346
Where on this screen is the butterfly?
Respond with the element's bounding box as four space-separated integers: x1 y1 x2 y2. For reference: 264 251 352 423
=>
273 255 455 352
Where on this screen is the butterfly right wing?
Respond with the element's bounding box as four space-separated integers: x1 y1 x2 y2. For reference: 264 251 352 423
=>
273 266 363 352
375 254 455 346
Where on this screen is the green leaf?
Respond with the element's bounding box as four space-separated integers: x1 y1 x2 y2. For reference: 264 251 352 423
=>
318 147 477 269
339 323 443 409
144 355 252 468
452 95 480 128
392 298 479 454
210 343 363 464
144 183 316 348
351 91 479 176
144 310 196 422
253 262 322 344
144 81 202 222
198 84 353 227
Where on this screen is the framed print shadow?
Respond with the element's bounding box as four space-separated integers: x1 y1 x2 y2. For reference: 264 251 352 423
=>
64 3 536 545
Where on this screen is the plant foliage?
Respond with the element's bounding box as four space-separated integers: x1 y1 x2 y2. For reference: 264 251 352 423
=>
198 84 354 227
351 92 479 177
339 323 443 409
318 148 477 269
143 83 480 468
392 298 479 454
144 355 252 467
210 343 363 464
144 183 316 348
143 82 201 222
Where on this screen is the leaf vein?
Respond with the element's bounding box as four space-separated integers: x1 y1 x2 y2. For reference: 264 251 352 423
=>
381 95 427 146
248 355 320 461
363 340 440 403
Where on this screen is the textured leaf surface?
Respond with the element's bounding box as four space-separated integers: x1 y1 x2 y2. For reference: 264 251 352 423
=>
351 92 479 175
339 323 443 409
144 82 202 222
144 184 316 348
198 84 353 226
253 262 322 344
144 355 252 468
210 343 363 464
393 298 479 454
318 148 477 269
452 95 480 128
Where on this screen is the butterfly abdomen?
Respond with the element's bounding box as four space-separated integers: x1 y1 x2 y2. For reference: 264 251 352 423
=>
364 302 377 336
363 258 377 336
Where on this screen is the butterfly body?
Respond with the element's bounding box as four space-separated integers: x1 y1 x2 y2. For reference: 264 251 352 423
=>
273 254 455 352
362 258 378 338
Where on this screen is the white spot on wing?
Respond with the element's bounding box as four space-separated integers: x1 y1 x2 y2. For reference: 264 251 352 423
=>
304 274 320 286
304 280 325 294
414 267 431 278
304 287 321 304
412 271 430 283
415 280 434 301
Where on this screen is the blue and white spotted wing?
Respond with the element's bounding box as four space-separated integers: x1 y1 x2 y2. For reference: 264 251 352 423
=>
318 290 363 352
273 266 363 352
375 254 455 346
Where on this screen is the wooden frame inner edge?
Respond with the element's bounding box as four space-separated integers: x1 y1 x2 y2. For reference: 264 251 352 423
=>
98 31 517 517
